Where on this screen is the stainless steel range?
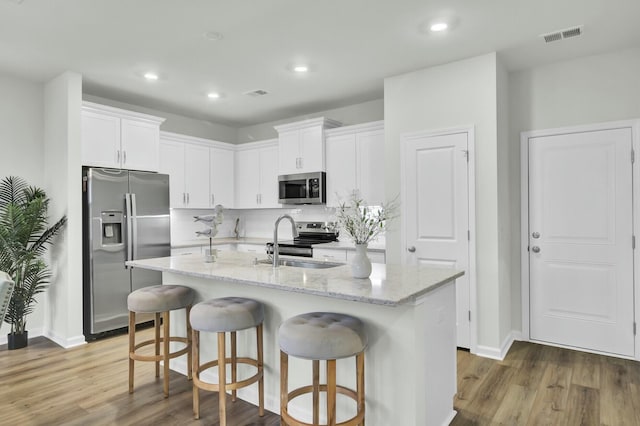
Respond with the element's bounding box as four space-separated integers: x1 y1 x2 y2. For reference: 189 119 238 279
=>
266 221 339 258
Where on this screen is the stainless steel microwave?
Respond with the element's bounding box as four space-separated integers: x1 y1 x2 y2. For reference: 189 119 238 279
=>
278 171 326 205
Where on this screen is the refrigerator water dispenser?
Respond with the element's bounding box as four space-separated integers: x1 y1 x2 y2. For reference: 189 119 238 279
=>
101 211 123 245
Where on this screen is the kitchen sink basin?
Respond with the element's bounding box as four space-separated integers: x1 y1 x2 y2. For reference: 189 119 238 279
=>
258 258 344 269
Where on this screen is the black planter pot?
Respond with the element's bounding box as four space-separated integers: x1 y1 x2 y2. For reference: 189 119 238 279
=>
7 331 28 350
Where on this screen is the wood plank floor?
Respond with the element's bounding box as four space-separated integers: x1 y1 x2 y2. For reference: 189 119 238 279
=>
2 332 640 425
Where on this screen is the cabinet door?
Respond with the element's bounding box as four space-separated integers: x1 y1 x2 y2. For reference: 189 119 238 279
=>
210 147 235 208
184 144 210 209
81 110 120 168
235 149 260 208
278 130 300 175
325 134 357 207
299 125 324 172
259 146 280 207
357 130 386 206
120 119 160 172
159 140 186 208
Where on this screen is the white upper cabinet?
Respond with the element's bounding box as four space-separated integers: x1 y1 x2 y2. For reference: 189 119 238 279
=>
81 102 165 172
275 117 341 175
159 132 235 209
210 146 235 208
325 121 385 207
235 140 280 209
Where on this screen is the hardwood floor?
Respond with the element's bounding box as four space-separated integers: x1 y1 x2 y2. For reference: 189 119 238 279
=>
453 340 640 425
2 332 640 425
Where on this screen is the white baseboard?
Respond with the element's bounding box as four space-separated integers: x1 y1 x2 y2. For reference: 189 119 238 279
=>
44 329 86 349
475 331 518 361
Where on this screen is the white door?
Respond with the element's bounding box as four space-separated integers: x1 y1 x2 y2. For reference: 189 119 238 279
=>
403 131 471 348
528 128 634 356
120 118 160 172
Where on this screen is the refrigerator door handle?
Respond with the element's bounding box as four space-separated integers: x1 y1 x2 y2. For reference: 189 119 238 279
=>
125 193 133 268
131 193 138 261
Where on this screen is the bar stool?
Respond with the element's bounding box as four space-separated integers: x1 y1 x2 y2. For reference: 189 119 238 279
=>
127 284 195 398
190 297 265 425
279 312 367 426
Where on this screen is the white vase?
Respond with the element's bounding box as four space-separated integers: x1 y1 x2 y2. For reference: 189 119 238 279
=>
351 243 372 279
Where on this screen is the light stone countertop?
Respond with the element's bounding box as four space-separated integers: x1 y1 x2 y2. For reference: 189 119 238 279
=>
126 251 463 306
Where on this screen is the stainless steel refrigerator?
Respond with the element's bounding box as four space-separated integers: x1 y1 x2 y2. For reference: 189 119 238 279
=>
82 167 170 339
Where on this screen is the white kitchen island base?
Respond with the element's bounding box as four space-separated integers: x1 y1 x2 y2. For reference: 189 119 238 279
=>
127 252 462 425
162 272 457 426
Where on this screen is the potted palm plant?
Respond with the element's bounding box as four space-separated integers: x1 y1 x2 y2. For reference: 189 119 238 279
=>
0 176 67 349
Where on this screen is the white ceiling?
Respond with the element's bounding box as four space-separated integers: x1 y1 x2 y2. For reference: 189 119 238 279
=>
1 0 639 127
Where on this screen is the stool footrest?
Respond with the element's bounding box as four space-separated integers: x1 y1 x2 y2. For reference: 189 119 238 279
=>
193 357 263 392
130 336 190 362
282 384 364 426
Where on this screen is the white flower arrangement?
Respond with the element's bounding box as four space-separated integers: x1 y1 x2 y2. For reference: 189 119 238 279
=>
335 193 399 245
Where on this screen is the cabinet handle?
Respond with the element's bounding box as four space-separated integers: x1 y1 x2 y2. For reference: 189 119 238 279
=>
299 157 303 169
407 246 416 253
116 150 121 163
123 150 127 164
256 194 259 204
183 193 186 205
187 193 190 204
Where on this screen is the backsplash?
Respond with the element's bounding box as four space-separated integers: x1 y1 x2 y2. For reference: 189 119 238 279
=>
171 205 385 245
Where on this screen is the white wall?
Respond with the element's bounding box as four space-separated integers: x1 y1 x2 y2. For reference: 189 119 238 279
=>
0 72 45 340
43 72 85 348
508 46 640 332
83 94 238 143
384 53 509 352
236 99 384 143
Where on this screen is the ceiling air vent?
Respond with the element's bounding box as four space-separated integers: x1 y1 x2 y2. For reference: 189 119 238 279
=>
540 25 583 43
244 89 269 97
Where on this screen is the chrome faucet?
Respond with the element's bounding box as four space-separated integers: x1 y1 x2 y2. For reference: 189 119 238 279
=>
273 214 298 268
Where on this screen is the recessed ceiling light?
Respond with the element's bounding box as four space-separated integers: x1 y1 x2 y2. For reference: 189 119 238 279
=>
207 92 220 99
293 65 309 73
204 31 224 41
144 72 159 81
430 22 448 32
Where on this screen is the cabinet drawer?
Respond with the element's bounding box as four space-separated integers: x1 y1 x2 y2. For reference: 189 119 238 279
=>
313 248 347 262
346 249 385 264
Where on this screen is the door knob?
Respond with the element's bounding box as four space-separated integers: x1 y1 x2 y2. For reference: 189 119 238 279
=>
407 246 416 253
532 231 540 239
531 246 541 253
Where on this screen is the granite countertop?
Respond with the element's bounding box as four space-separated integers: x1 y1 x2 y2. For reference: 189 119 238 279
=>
126 251 463 306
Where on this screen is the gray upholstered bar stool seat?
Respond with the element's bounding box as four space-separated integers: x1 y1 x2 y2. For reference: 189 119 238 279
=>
190 297 265 426
127 284 195 398
279 312 367 426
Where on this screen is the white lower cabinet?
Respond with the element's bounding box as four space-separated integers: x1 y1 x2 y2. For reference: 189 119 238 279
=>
236 243 267 255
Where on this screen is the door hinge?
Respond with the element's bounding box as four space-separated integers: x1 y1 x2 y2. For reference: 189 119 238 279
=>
462 150 469 162
82 176 87 192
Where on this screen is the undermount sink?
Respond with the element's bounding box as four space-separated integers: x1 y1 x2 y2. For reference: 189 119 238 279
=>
258 258 344 269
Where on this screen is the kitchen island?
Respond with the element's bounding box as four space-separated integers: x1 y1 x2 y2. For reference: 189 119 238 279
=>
127 251 463 426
